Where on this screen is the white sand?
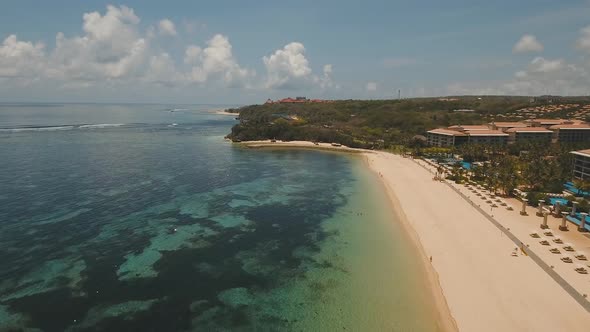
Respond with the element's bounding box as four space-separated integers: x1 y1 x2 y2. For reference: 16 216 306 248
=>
366 152 590 331
213 110 240 115
240 140 368 153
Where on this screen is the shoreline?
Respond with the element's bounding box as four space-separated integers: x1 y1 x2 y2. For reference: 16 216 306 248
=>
213 109 240 116
366 153 590 331
360 155 459 332
238 140 368 154
236 139 590 331
237 140 457 330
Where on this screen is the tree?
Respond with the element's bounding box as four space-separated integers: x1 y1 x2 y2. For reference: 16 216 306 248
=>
496 156 519 196
573 179 590 196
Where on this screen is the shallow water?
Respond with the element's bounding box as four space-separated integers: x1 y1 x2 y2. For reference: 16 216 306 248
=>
0 104 442 331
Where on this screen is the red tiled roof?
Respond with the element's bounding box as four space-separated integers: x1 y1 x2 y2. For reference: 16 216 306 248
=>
427 128 467 136
490 122 529 128
549 124 590 130
447 125 489 131
467 130 509 136
573 149 590 156
504 127 552 133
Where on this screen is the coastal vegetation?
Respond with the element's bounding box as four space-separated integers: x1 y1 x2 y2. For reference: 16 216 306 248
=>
227 96 590 211
227 96 590 148
419 141 590 213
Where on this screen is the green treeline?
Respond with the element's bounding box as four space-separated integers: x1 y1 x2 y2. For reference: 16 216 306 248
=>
227 96 586 148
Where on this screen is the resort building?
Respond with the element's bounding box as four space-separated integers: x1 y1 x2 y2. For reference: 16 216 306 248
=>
488 121 529 132
549 124 590 143
525 118 578 128
427 119 590 146
427 127 507 146
466 130 509 145
571 149 590 180
426 128 468 147
447 125 489 132
505 127 553 144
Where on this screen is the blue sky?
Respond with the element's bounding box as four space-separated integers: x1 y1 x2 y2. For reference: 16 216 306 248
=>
1 0 590 104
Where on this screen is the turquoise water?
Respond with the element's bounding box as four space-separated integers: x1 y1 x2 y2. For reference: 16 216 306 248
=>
549 197 569 206
0 104 443 331
564 182 590 196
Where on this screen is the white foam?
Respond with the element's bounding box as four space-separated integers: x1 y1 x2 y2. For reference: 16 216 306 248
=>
78 123 125 129
0 126 74 132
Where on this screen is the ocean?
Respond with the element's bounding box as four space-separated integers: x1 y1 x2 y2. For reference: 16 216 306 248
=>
0 103 442 331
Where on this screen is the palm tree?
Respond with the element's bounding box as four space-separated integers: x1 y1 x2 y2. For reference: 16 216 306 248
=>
573 179 590 196
496 156 519 196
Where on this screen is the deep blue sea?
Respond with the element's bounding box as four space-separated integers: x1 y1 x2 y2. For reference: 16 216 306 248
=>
0 104 442 331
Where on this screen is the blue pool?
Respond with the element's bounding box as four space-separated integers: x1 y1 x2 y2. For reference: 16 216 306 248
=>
566 214 590 232
461 161 472 170
564 182 590 196
549 197 569 206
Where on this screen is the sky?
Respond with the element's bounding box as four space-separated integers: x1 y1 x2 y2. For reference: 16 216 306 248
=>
1 0 590 104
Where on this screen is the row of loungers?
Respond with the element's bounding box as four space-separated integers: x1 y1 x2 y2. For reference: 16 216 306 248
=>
464 184 511 209
529 230 589 274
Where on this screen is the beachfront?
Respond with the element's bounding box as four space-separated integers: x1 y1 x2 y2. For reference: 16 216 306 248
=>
241 140 590 331
367 152 590 331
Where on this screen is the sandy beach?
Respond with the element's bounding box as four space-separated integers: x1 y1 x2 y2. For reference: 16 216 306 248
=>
240 140 368 153
367 152 590 331
213 109 240 116
239 140 590 331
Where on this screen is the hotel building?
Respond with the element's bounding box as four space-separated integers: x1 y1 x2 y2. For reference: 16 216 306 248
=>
549 124 590 143
504 127 553 144
572 149 590 180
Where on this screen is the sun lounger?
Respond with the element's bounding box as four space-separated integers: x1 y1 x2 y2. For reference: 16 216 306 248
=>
529 232 540 238
539 239 550 246
549 248 561 254
561 256 573 263
574 265 588 274
574 253 587 261
552 238 563 244
563 244 575 252
543 230 553 237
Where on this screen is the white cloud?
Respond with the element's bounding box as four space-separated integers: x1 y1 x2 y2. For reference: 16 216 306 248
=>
144 53 184 86
576 26 590 52
158 19 177 36
262 42 337 90
0 34 45 80
528 56 564 73
263 42 312 89
446 56 587 96
314 64 335 89
0 5 341 95
48 5 147 82
366 82 378 91
187 34 253 87
184 45 201 64
513 34 544 53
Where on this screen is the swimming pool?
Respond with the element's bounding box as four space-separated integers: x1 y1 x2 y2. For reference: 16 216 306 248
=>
461 161 472 170
549 197 569 206
564 182 590 196
566 214 590 232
